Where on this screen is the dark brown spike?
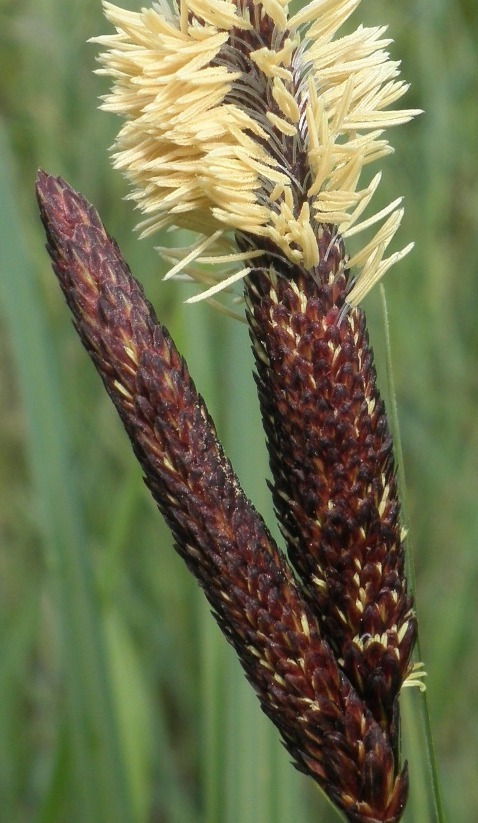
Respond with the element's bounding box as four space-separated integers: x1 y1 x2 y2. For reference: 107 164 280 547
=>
242 229 417 742
36 171 408 822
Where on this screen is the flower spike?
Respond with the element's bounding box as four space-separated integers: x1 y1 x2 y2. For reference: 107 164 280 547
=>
93 0 421 305
36 1 422 820
243 235 417 746
37 171 409 822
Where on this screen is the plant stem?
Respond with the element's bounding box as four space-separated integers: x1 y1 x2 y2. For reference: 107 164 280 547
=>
380 284 446 823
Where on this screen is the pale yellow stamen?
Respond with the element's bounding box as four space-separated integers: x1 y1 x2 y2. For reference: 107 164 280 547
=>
96 0 420 305
272 77 301 123
250 37 298 78
266 111 298 136
402 661 427 693
186 266 253 302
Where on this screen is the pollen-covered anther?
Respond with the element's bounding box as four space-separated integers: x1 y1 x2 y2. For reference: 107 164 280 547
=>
266 111 298 136
250 38 298 79
271 76 301 122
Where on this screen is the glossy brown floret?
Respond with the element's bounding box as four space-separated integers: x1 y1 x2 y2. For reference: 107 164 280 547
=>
243 229 417 743
36 171 408 823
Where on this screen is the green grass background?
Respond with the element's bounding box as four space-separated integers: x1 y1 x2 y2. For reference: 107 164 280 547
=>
1 0 477 820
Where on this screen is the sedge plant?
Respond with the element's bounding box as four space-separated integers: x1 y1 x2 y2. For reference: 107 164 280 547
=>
35 1 441 820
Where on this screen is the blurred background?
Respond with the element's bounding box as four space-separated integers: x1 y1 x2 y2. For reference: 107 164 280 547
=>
1 0 477 820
